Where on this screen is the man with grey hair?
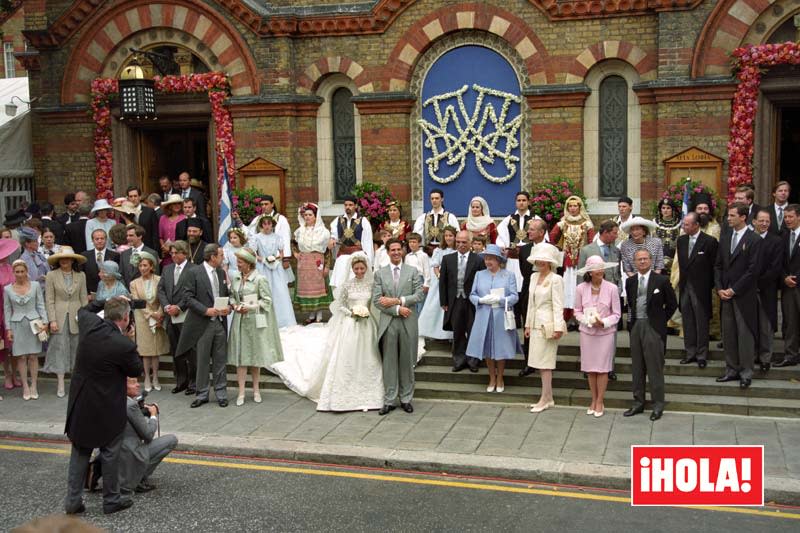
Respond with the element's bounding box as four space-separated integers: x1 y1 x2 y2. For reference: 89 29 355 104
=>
176 243 231 408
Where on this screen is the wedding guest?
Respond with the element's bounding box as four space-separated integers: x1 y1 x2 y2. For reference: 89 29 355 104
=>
768 181 791 235
40 202 66 245
95 261 130 303
496 191 539 289
574 255 621 418
471 234 487 253
378 201 411 242
39 227 62 258
372 228 392 272
4 260 48 400
84 199 116 251
44 247 88 398
229 248 283 405
418 226 457 342
462 196 497 244
467 244 521 393
177 171 206 218
0 238 19 390
119 224 159 289
620 217 664 276
579 219 623 343
753 208 783 372
525 243 566 413
222 227 247 281
517 219 547 377
56 193 82 226
413 188 459 255
293 203 332 324
157 195 186 266
124 185 160 253
184 220 207 265
549 196 594 326
249 215 296 328
777 204 800 367
80 229 120 297
129 252 169 392
64 203 90 254
19 227 49 289
654 198 682 276
174 198 213 245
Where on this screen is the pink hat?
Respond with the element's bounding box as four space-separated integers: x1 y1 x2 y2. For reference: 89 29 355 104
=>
575 254 618 276
0 238 20 261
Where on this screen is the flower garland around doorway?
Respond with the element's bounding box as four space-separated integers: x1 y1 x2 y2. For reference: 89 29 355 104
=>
728 41 800 201
90 72 235 200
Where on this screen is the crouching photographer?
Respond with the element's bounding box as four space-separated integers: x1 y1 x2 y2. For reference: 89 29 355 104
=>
120 377 178 495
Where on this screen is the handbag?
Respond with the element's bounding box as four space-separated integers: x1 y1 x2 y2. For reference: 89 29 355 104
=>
504 297 516 331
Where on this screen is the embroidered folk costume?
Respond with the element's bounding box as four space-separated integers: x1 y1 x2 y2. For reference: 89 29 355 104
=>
549 195 595 321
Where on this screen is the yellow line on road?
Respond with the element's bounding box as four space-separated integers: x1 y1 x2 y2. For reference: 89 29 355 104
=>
2 443 799 520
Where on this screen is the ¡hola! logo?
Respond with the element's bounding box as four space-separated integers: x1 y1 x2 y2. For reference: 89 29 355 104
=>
631 445 764 506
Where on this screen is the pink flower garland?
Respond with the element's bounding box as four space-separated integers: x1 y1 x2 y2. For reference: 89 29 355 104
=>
729 42 800 201
90 72 236 200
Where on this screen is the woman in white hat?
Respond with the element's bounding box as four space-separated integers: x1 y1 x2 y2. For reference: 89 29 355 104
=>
84 199 117 251
158 194 187 266
574 255 622 417
43 246 88 397
619 216 664 277
525 242 566 413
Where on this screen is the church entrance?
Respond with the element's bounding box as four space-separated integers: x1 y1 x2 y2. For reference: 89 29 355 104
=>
137 125 210 203
778 106 800 203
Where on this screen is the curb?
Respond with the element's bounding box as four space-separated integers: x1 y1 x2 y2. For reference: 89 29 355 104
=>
3 423 799 506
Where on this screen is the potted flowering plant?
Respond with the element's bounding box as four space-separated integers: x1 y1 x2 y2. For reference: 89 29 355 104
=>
351 182 397 227
232 186 266 225
659 179 720 217
530 178 585 228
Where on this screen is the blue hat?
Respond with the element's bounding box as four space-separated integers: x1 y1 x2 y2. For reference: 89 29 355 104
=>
480 244 507 264
100 260 122 280
18 226 39 242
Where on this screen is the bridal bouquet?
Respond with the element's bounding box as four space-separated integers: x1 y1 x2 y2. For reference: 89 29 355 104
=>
351 305 370 320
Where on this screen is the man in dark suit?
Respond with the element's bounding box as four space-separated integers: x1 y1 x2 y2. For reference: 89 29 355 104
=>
676 212 719 369
517 219 547 376
753 208 784 371
56 190 89 226
125 186 160 254
119 224 160 288
623 249 678 421
776 204 800 367
157 240 197 394
63 298 143 515
439 230 486 372
65 203 91 254
174 198 213 244
40 202 66 244
159 175 177 202
175 243 230 408
80 228 120 295
721 185 760 240
714 202 763 388
177 171 206 218
768 180 791 236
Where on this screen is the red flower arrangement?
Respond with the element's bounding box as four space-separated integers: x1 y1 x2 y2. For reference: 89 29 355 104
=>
90 72 235 200
729 41 800 201
530 178 585 227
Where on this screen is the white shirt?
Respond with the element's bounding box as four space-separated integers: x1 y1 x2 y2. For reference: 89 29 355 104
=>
329 213 374 261
203 261 219 299
413 209 459 242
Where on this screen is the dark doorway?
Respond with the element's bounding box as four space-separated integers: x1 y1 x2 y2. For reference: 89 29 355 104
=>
778 107 800 203
138 125 209 193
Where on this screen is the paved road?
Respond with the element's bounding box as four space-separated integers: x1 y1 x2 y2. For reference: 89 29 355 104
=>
2 438 798 532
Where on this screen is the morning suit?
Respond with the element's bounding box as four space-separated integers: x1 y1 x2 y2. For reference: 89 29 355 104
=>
721 203 760 239
120 245 160 288
80 248 120 295
518 241 538 356
372 262 424 406
65 219 89 254
119 397 178 494
625 271 678 412
756 231 783 364
768 204 789 236
676 231 718 362
714 227 762 380
64 307 143 513
157 261 196 390
439 250 486 370
782 227 800 365
176 262 230 402
135 206 161 254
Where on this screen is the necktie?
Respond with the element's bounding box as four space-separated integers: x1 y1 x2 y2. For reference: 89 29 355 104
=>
791 231 798 256
174 264 182 284
730 231 739 254
688 235 695 256
212 269 220 299
638 274 646 297
778 206 784 227
182 189 188 199
393 266 400 289
96 251 102 264
601 244 608 260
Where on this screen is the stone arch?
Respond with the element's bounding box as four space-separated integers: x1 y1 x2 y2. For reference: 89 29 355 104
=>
296 56 371 95
740 0 800 45
385 2 552 92
61 0 259 104
563 40 657 84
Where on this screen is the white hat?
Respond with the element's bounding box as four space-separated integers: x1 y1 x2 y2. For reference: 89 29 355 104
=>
90 199 113 214
620 216 658 234
575 255 618 276
527 242 563 267
161 194 184 208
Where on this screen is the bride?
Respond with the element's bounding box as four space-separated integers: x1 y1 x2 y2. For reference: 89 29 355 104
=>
272 252 384 411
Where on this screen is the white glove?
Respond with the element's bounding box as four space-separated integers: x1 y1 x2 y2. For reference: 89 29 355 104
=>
478 295 492 305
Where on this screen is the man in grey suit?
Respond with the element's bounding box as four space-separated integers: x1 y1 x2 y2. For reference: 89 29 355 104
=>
373 238 424 415
119 377 177 495
176 243 231 408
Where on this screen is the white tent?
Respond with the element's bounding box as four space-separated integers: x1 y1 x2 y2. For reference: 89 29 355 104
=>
0 77 33 219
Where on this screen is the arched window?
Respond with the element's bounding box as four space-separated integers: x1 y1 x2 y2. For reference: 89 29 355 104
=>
331 87 356 201
598 75 628 198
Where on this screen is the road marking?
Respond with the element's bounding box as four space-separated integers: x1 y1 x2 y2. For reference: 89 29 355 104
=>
2 443 799 520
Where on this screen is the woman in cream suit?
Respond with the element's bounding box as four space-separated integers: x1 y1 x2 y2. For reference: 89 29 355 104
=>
525 243 566 413
43 247 88 398
130 251 170 392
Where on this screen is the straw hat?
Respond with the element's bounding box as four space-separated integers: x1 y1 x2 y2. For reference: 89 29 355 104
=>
527 242 563 267
90 199 113 214
190 179 205 190
479 243 507 264
575 254 618 276
620 216 658 234
47 245 87 266
114 201 139 215
0 238 20 261
161 194 184 208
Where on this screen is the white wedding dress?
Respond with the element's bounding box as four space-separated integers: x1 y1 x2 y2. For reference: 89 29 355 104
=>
272 273 384 412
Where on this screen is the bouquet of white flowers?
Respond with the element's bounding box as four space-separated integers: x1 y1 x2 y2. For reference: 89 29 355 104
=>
351 304 370 319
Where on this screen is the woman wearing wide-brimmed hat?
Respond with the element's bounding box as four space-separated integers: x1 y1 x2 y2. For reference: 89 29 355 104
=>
466 244 523 393
574 255 622 418
43 246 88 397
129 251 169 392
525 242 566 413
95 261 130 303
619 216 664 277
158 194 186 266
0 238 20 391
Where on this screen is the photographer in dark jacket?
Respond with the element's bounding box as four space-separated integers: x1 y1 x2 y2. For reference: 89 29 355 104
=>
64 298 143 515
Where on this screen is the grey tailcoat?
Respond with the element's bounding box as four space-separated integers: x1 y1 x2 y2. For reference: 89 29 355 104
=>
372 263 425 340
174 264 229 357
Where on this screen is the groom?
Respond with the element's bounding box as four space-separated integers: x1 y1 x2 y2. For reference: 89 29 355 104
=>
373 238 424 415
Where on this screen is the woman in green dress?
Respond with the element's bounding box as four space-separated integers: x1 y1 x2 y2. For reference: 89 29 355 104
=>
228 247 284 406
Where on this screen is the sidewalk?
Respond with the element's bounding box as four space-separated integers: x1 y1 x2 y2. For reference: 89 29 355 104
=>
2 381 799 504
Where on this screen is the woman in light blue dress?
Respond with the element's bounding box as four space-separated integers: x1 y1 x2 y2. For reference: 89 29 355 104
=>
467 244 522 394
249 215 297 328
222 227 247 281
95 261 130 303
418 226 458 340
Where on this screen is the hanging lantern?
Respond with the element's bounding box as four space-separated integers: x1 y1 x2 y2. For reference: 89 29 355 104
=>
119 59 156 120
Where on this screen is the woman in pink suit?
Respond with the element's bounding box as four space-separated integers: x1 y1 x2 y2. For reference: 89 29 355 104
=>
574 255 621 418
